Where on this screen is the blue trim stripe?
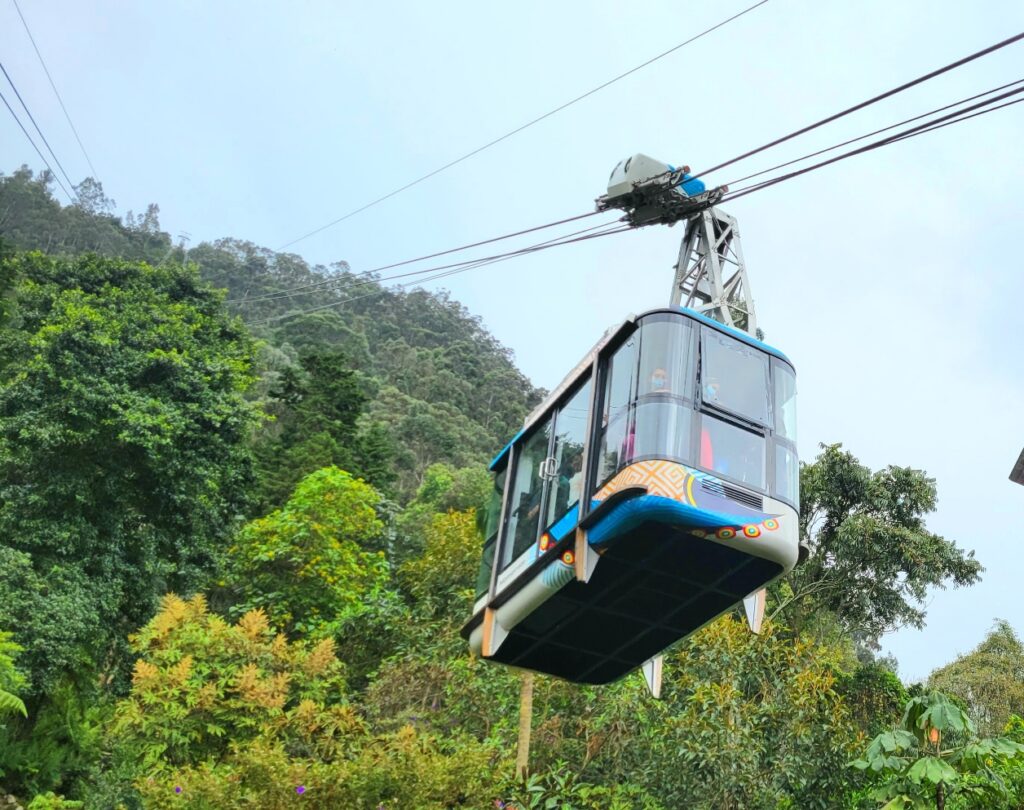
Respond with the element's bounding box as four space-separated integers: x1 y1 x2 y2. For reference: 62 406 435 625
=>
678 307 792 365
489 425 527 471
586 494 764 548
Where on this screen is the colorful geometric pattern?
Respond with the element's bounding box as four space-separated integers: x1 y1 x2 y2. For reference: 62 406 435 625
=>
691 517 781 542
595 460 696 505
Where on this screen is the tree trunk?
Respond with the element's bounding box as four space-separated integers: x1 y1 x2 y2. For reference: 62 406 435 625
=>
936 780 945 810
516 671 534 779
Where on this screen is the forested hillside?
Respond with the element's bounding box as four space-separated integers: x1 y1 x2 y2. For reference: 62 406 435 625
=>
1 167 1022 809
0 166 543 504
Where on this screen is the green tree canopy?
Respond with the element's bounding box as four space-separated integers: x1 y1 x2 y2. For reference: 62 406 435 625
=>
853 690 1024 809
776 443 982 642
0 250 260 696
929 620 1024 738
253 349 395 508
227 467 389 637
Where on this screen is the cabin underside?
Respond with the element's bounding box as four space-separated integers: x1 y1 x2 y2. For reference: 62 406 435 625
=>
484 522 782 684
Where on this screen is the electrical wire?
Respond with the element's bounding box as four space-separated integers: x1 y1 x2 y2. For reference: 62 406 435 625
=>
276 0 771 251
0 84 74 201
248 221 633 327
12 0 99 181
720 77 1024 189
691 30 1024 181
0 59 78 200
231 209 608 304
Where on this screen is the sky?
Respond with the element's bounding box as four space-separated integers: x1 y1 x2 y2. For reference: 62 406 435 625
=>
2 0 1022 682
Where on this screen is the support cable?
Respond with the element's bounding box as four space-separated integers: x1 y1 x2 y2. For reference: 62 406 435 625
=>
0 59 78 199
0 84 73 201
691 30 1024 180
12 0 99 181
248 221 633 326
230 209 609 304
720 77 1024 189
721 84 1024 203
234 218 620 309
276 0 770 250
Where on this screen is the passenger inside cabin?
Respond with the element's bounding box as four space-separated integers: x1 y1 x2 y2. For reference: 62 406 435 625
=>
648 367 671 394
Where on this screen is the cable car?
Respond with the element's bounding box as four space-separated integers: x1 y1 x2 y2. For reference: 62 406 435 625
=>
462 306 799 684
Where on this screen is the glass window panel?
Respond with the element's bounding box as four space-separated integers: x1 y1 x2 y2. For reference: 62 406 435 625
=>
474 466 506 595
638 317 695 400
482 467 506 544
774 443 799 507
632 401 692 463
546 380 592 527
596 335 638 485
475 537 497 597
773 361 798 441
699 415 766 490
502 421 551 568
702 331 770 425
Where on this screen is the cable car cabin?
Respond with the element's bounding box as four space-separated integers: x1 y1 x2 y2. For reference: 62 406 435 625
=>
462 307 799 684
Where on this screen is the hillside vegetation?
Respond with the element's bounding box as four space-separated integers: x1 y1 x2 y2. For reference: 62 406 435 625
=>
1 167 1020 810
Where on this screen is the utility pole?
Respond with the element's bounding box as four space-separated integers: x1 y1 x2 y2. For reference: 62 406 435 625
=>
515 671 534 779
179 231 191 266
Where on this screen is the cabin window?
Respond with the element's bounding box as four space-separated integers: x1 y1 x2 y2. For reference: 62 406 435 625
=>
638 315 695 400
502 419 552 569
475 466 506 597
699 414 766 490
632 400 692 463
701 330 770 426
545 380 592 528
773 360 797 441
774 443 799 507
596 334 638 485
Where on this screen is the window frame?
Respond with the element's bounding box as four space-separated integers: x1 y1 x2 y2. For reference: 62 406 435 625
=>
496 371 597 576
699 327 772 430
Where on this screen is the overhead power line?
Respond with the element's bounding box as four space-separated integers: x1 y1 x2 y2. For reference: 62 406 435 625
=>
277 0 771 250
0 84 74 201
12 0 99 181
0 59 78 200
693 30 1024 180
231 210 607 305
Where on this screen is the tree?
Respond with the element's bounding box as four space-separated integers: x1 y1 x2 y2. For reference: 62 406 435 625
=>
929 620 1024 738
621 616 864 809
775 444 982 641
0 630 26 721
394 463 491 562
253 350 395 507
109 594 504 809
853 691 1024 809
227 467 389 637
0 250 260 698
399 508 481 622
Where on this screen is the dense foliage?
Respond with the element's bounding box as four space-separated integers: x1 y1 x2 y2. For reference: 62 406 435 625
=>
929 621 1024 738
1 168 1016 808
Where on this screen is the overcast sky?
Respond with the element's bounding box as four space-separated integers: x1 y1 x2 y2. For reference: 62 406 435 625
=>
2 0 1022 681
